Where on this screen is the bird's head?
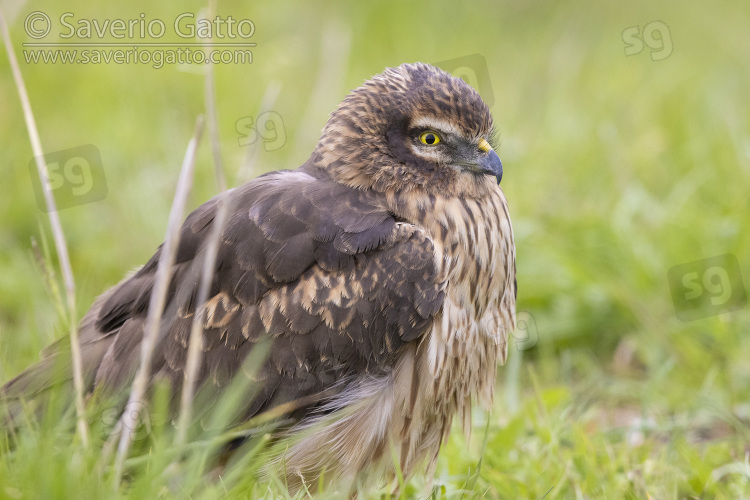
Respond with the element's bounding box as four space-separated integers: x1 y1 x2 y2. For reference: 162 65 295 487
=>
312 62 503 197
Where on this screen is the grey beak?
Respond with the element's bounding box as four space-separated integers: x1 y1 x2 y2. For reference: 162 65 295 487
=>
479 150 503 184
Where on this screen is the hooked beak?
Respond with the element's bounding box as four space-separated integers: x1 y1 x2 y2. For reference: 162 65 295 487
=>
477 138 503 184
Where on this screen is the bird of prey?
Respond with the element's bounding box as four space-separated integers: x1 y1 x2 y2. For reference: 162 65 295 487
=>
2 62 516 493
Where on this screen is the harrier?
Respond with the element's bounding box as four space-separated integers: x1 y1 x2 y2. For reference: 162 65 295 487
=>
2 63 516 492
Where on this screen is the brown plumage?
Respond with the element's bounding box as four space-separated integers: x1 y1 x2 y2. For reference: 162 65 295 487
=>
2 62 516 493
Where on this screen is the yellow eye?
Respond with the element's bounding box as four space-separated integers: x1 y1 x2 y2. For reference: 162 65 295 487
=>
419 131 441 145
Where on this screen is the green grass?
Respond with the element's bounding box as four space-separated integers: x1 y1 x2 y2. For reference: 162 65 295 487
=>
2 0 750 498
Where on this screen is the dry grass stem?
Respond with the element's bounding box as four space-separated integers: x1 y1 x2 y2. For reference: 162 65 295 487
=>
174 0 230 448
0 11 89 446
113 115 205 486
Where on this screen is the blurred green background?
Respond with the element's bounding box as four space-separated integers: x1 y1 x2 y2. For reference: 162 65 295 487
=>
1 0 749 498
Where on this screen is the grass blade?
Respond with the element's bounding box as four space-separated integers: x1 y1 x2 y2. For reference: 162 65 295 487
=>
112 115 205 486
0 11 88 447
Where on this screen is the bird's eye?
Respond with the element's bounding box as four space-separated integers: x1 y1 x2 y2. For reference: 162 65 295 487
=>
419 131 441 146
